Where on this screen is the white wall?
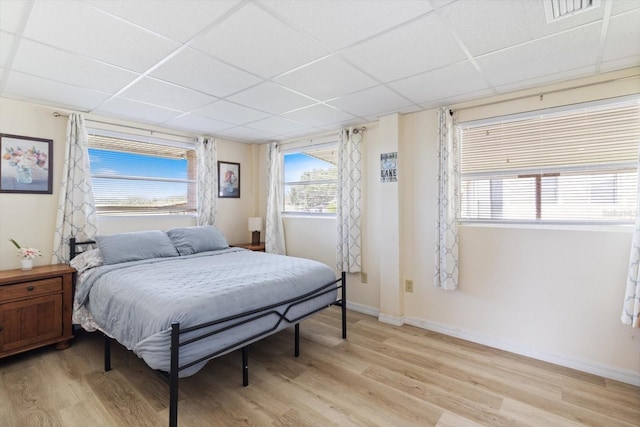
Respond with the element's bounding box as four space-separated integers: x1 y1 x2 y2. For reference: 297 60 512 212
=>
273 68 640 384
0 97 256 270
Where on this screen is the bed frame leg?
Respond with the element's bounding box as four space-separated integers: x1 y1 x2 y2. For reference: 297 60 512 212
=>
341 271 347 339
242 347 249 387
103 334 111 372
294 323 300 357
169 322 179 427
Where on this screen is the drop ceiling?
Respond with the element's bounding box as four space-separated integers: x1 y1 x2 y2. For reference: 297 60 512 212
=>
0 0 638 143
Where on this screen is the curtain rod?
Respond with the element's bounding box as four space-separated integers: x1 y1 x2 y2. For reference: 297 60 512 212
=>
52 112 193 140
276 126 366 148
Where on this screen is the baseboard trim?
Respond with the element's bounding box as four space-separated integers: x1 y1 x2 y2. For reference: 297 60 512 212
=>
345 301 379 317
404 316 640 387
378 312 405 326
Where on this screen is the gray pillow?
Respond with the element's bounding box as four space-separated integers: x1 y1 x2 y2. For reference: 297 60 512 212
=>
166 225 229 256
95 230 179 265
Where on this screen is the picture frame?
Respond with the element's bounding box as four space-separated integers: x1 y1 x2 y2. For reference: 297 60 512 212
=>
0 133 53 194
218 161 240 198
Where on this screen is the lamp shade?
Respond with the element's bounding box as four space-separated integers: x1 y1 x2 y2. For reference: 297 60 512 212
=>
248 217 262 232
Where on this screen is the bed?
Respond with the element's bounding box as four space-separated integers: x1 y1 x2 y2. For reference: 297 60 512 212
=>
69 226 346 427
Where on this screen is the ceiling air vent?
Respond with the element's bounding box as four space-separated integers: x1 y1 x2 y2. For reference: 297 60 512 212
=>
543 0 601 22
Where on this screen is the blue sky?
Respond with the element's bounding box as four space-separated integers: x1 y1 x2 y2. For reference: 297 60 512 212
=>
89 148 187 179
89 149 188 200
284 153 332 182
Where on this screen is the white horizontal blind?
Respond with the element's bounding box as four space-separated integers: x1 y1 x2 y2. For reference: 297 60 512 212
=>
283 144 338 214
460 98 640 223
88 134 196 215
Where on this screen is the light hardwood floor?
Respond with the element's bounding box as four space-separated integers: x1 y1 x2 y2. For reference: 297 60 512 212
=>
1 307 638 426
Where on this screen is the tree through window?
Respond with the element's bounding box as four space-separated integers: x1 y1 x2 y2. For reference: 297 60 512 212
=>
283 144 338 214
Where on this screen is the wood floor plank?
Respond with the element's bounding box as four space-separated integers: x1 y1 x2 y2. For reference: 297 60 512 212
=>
435 411 487 427
85 370 166 426
499 398 585 427
57 399 120 427
0 307 638 427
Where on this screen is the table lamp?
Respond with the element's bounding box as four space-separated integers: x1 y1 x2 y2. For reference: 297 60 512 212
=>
248 217 262 246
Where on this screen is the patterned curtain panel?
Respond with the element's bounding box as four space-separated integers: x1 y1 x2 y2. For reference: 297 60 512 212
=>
52 113 98 263
435 108 460 290
195 136 217 226
622 172 640 328
265 142 286 254
337 128 362 273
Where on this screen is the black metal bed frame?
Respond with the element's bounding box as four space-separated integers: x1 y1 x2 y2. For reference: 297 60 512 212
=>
69 237 347 427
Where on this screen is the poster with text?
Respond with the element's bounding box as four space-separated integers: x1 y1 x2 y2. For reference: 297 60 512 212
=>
380 152 397 183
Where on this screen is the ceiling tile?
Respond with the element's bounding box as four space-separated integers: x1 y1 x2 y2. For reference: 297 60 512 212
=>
611 0 640 15
119 77 217 112
493 65 596 95
327 86 413 118
389 61 491 105
275 55 378 101
215 126 276 142
340 13 466 82
164 113 234 134
86 0 241 43
261 0 434 50
150 48 262 98
246 116 315 135
0 1 28 33
191 2 330 78
475 23 602 88
93 97 183 124
23 1 179 72
438 0 604 57
12 39 138 94
194 100 270 125
0 31 14 68
3 71 110 110
282 103 358 128
599 56 640 73
602 10 640 63
228 82 316 115
418 88 495 110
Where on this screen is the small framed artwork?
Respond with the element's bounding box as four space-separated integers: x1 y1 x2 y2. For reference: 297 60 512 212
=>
218 161 240 198
0 133 53 194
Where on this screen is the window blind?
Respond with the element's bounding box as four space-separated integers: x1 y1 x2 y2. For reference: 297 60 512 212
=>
459 98 640 223
88 134 196 215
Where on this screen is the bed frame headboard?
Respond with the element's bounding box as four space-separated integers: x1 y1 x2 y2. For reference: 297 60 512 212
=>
69 237 97 260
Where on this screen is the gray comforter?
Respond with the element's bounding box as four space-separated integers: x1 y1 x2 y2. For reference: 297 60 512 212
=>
75 248 337 377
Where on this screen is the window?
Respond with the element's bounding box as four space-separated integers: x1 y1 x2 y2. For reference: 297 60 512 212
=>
283 143 338 214
459 98 640 224
88 134 196 215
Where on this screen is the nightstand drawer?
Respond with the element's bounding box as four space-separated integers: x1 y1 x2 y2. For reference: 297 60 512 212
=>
0 277 62 301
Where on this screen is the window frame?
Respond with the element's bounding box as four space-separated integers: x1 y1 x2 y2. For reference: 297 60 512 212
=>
87 129 197 216
458 96 640 226
282 141 339 217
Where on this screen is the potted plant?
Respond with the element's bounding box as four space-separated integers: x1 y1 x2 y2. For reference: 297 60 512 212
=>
9 238 41 270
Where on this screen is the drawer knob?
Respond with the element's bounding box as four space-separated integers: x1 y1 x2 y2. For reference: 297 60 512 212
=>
26 285 35 291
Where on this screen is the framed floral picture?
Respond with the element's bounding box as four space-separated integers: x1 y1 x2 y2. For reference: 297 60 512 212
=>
0 134 53 194
218 161 240 198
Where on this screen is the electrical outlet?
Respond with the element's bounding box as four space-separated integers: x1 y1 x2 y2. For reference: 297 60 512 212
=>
361 272 368 284
405 279 414 292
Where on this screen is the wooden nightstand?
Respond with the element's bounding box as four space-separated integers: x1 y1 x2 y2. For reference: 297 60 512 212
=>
232 242 265 252
0 264 75 359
